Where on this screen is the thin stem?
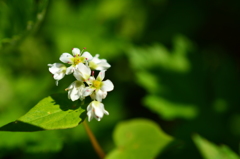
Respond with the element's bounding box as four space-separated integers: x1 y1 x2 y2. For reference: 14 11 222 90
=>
83 120 105 159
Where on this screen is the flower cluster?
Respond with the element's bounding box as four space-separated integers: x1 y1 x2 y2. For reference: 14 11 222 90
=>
48 48 113 122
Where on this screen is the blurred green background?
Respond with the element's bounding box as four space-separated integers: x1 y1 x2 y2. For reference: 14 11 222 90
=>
0 0 240 158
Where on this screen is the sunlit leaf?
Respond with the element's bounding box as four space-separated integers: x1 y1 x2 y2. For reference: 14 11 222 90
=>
193 134 239 159
0 93 86 131
106 118 173 159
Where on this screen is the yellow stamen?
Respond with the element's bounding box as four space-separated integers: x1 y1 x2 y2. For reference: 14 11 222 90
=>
93 80 102 89
71 56 85 66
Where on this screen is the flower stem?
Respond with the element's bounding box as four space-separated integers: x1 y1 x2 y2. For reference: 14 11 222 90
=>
83 120 105 159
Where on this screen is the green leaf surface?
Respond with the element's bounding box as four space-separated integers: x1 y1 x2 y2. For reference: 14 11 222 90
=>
106 118 173 159
193 134 239 159
144 95 198 120
127 36 191 73
0 93 86 131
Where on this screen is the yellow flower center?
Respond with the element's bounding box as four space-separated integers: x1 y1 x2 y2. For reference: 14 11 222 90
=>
72 56 85 66
93 80 102 89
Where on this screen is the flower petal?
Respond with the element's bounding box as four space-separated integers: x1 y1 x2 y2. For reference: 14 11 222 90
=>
101 80 114 92
97 70 105 81
102 91 107 99
66 81 85 101
82 51 93 61
87 105 94 122
99 103 109 115
48 63 65 74
95 89 103 102
53 71 65 80
92 101 104 118
83 87 95 97
66 66 74 75
95 61 111 70
73 69 83 81
76 63 91 80
86 76 95 85
60 53 73 64
91 54 100 63
72 48 80 56
68 85 79 101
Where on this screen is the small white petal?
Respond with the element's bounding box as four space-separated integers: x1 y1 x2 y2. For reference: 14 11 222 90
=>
97 71 105 81
66 66 74 75
68 83 79 101
72 48 80 56
53 71 65 80
95 108 104 119
86 101 108 122
60 53 73 64
73 70 83 81
48 63 66 85
83 87 95 97
95 89 103 102
87 110 93 122
86 76 95 85
89 55 111 71
101 80 114 92
67 81 85 101
48 63 65 74
91 54 101 63
95 61 111 70
82 51 93 61
76 63 91 80
102 91 107 99
99 103 109 115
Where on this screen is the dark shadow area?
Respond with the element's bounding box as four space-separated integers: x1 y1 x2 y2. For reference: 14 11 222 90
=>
50 92 80 111
0 120 44 132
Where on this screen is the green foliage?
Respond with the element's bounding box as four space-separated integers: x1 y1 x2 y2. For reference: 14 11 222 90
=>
0 0 239 158
0 93 86 131
128 36 192 72
144 96 198 120
0 0 48 49
106 119 173 159
193 134 239 159
127 36 198 120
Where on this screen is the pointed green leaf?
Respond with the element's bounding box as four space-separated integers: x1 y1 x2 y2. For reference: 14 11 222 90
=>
193 134 239 159
106 118 173 159
0 93 86 132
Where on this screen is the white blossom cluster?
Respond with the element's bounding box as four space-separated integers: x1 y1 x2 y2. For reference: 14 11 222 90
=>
48 48 114 122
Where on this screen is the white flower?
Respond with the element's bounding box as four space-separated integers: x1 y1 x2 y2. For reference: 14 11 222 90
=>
65 80 85 101
73 63 91 82
87 100 109 121
88 54 111 71
59 48 93 75
84 70 114 101
48 63 67 86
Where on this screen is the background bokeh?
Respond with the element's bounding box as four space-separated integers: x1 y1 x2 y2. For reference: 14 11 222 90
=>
0 0 240 158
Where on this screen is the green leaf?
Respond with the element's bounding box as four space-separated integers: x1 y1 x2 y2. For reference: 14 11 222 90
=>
0 93 86 132
193 134 239 159
127 36 192 73
106 118 173 159
144 95 198 120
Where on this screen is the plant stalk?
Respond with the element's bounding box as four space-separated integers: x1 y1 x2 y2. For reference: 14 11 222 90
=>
83 120 105 159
